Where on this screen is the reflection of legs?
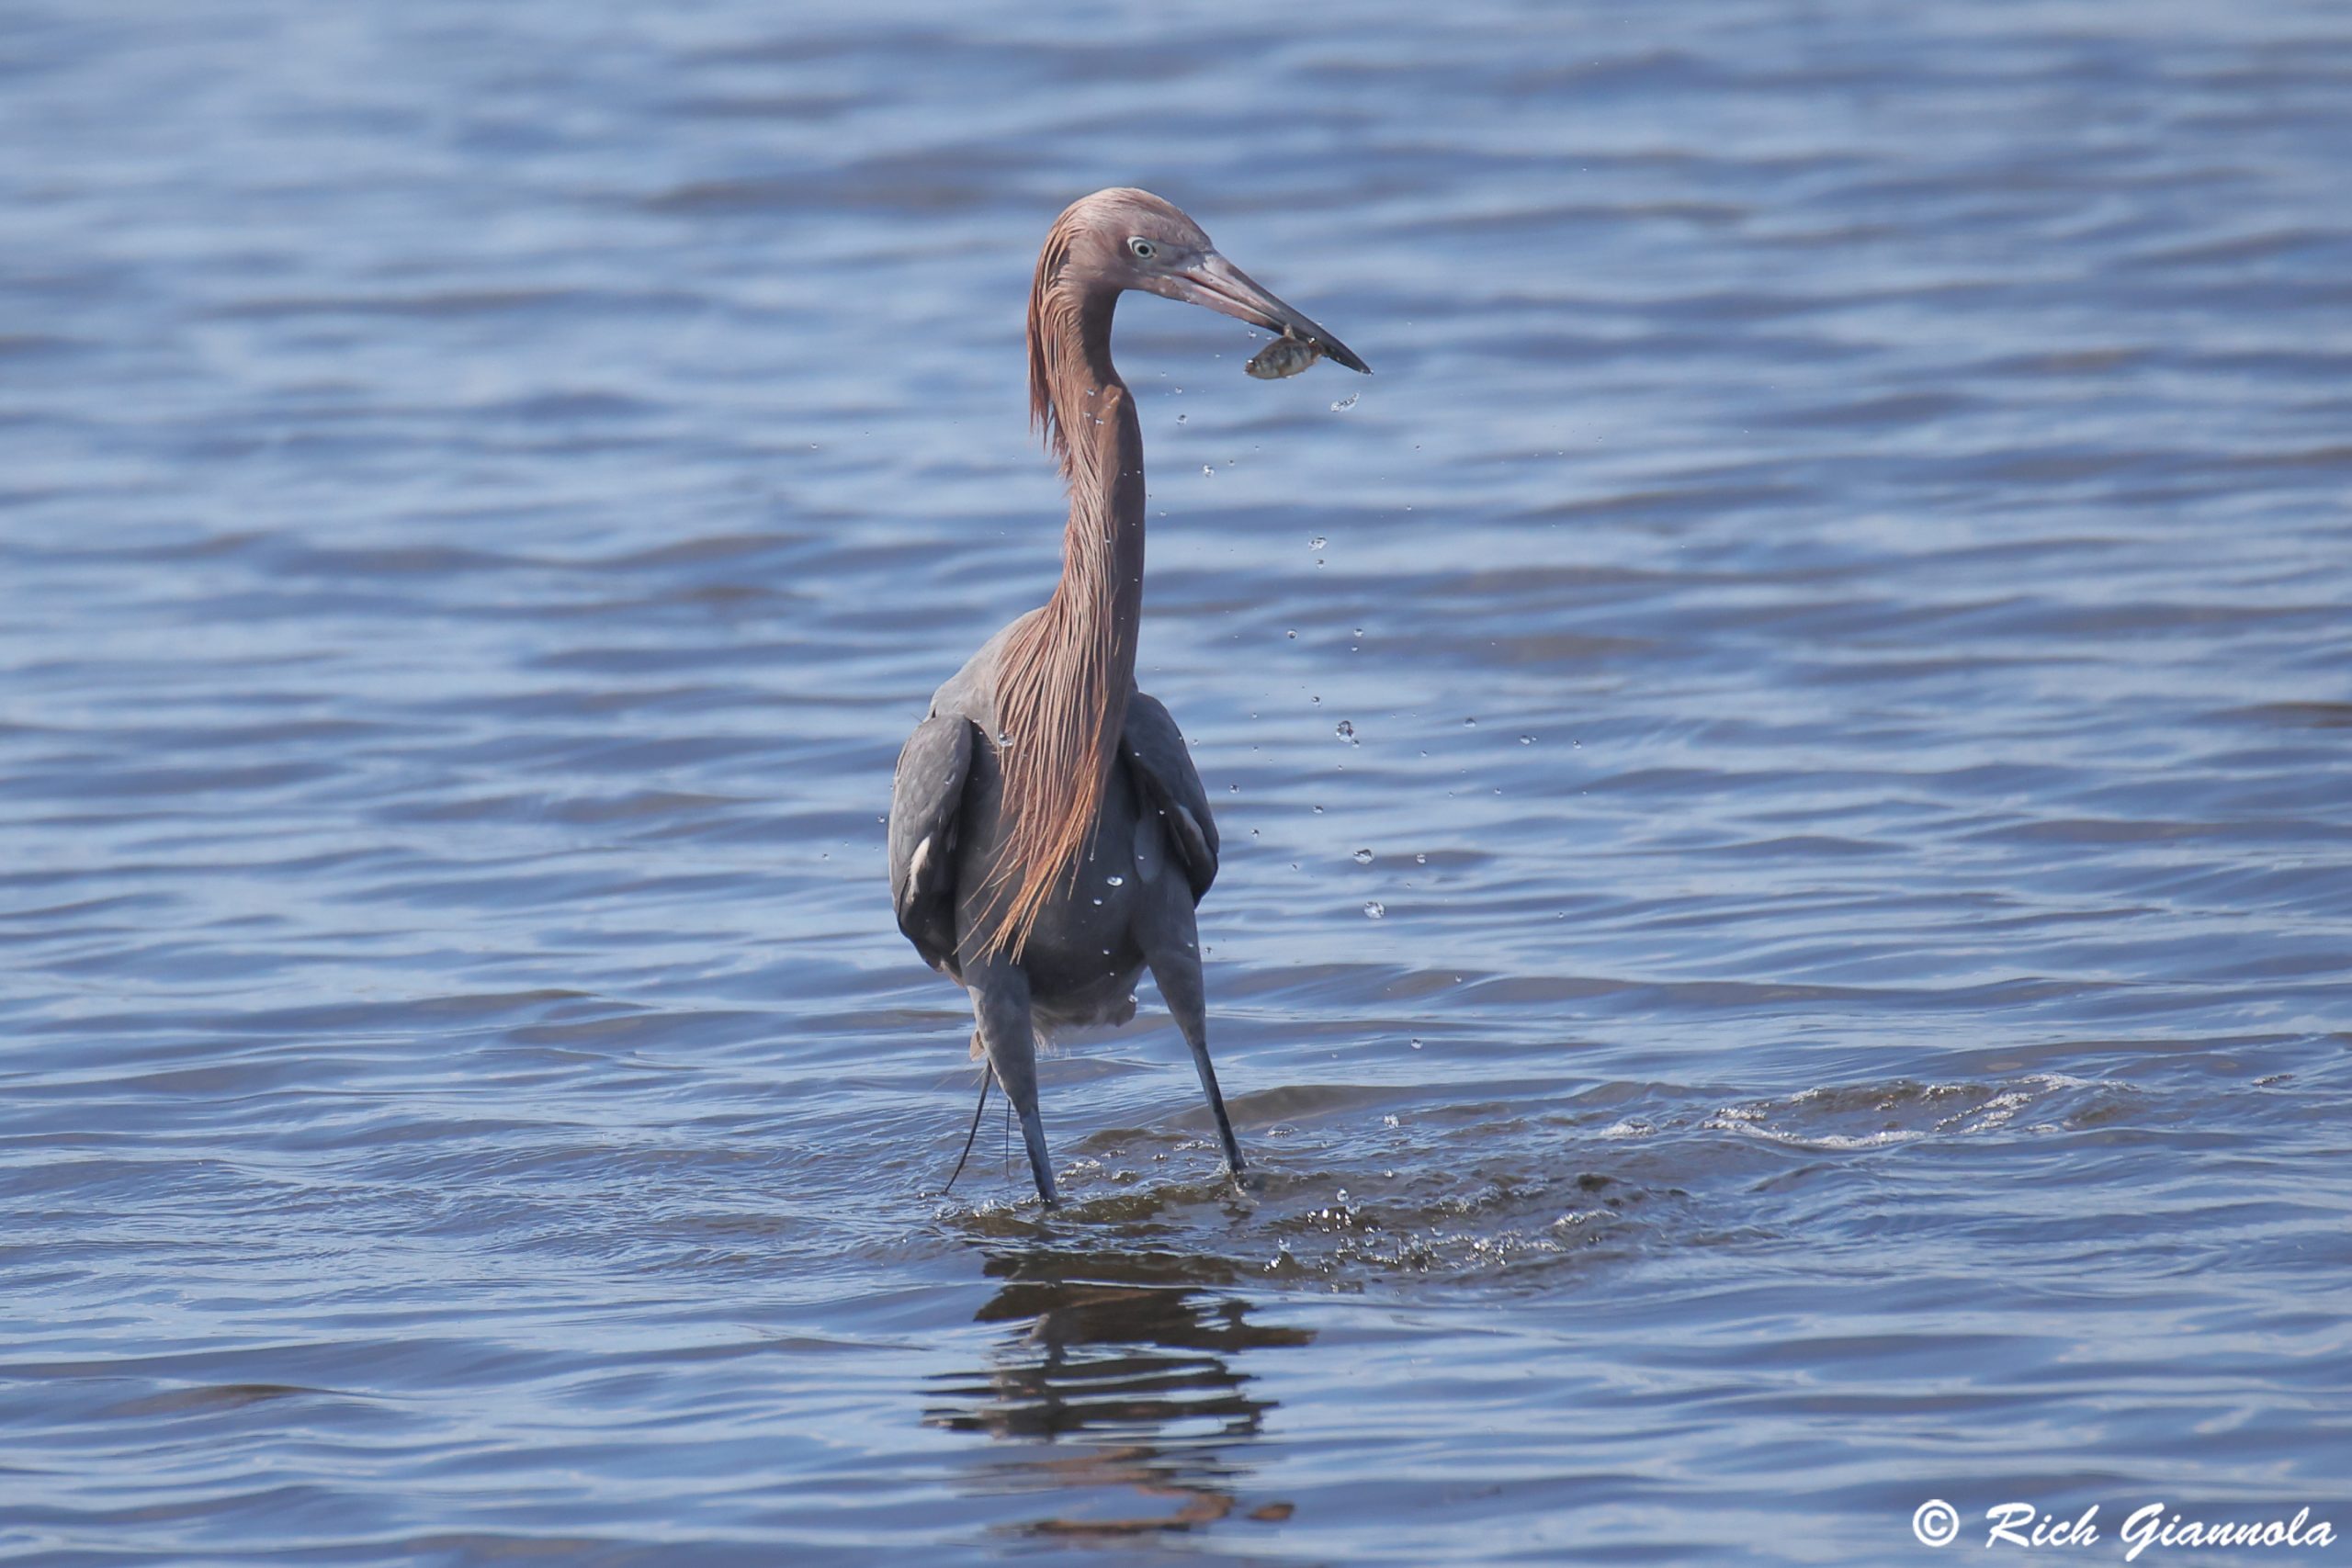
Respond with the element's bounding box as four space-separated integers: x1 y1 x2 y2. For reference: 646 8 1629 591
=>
967 963 1057 1204
1147 904 1244 1179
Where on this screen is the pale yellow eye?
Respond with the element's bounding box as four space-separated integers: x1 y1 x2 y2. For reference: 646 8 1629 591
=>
1127 237 1158 262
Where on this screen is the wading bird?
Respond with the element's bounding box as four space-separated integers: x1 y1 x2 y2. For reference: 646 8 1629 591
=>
887 188 1367 1207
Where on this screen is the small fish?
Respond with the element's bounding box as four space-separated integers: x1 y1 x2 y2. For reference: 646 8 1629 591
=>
1245 333 1325 380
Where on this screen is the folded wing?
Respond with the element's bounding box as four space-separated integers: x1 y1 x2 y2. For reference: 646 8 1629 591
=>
888 714 977 975
1122 692 1218 904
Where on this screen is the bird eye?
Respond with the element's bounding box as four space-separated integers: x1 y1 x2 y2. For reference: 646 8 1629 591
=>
1127 237 1158 261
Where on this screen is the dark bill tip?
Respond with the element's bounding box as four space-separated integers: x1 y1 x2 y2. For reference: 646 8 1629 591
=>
1314 336 1371 375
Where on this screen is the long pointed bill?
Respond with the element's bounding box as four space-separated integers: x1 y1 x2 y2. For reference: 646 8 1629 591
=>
1177 254 1371 373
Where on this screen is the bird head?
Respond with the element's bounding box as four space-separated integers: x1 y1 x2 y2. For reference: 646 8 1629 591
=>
1050 187 1370 374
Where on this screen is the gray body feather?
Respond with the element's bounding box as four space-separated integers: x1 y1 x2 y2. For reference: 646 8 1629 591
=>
886 618 1236 1202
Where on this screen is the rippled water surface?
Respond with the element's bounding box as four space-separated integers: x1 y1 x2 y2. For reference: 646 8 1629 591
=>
6 2 2350 1562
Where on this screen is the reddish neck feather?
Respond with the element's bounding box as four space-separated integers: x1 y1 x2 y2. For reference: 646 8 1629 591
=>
977 240 1148 956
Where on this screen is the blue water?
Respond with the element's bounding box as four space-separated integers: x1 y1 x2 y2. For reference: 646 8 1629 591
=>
3 2 2348 1562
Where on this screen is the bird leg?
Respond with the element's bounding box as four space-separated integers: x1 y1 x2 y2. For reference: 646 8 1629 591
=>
1148 928 1245 1182
966 960 1057 1206
941 1050 993 1196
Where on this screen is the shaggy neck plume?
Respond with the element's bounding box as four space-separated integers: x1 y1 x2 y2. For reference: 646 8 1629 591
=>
978 254 1147 956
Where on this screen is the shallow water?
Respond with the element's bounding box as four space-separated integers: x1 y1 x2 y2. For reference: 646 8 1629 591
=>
4 1 2349 1562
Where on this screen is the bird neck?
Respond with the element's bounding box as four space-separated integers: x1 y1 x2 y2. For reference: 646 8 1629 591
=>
977 276 1148 956
1036 281 1145 706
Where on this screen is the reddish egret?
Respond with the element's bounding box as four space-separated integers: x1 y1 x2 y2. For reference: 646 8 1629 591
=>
888 188 1367 1206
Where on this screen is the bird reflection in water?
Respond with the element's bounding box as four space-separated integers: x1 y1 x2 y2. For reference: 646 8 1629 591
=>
924 1253 1312 1540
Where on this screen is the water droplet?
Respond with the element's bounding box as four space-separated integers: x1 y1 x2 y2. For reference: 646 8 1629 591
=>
1409 1038 1424 1050
1310 694 1322 705
1105 874 1124 886
1308 535 1327 549
1335 719 1355 741
1363 900 1385 919
1228 783 1239 793
1329 392 1359 412
1312 805 1325 815
1285 628 1297 639
1519 734 1534 746
996 729 1012 747
1352 848 1373 864
1463 716 1478 728
1202 464 1215 477
1415 852 1428 864
1176 412 1188 423
1091 897 1103 906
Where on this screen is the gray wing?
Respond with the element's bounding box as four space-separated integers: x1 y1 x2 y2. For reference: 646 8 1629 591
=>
1123 692 1218 903
888 714 977 974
